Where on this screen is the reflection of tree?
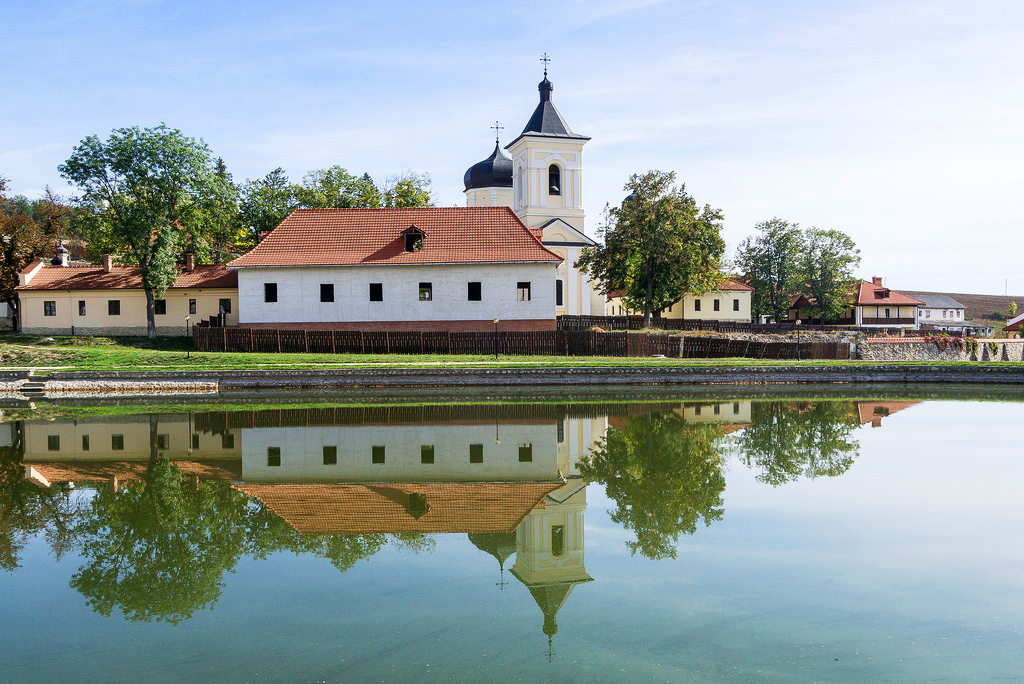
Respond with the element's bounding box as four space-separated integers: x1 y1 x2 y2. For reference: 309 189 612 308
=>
70 455 251 624
0 424 78 571
733 401 859 486
580 414 726 560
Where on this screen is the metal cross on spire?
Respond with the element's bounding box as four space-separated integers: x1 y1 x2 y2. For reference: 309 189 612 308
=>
540 52 551 77
491 120 504 144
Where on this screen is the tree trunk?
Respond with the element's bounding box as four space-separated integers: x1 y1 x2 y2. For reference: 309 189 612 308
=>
144 288 157 339
643 269 653 329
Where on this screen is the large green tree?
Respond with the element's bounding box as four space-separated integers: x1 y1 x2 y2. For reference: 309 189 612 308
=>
735 218 805 323
59 124 225 338
576 171 725 328
579 412 726 559
237 167 297 250
799 228 861 322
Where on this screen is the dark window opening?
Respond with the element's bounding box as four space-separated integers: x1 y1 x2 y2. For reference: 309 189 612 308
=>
557 418 565 443
713 299 720 312
419 282 432 301
694 405 702 416
320 284 334 303
47 435 60 451
713 405 720 415
469 443 483 463
111 434 124 451
267 446 281 467
221 433 234 449
733 299 740 312
192 434 200 449
157 434 170 450
369 283 383 302
82 435 90 451
219 298 231 314
108 300 120 316
733 402 740 414
421 445 434 464
517 281 531 301
468 281 482 301
548 164 561 195
264 283 278 303
556 279 564 307
78 300 86 316
519 443 533 462
189 298 197 315
551 525 565 557
323 445 337 465
154 299 166 315
372 445 386 464
404 230 424 252
43 301 56 316
694 299 701 312
885 308 891 318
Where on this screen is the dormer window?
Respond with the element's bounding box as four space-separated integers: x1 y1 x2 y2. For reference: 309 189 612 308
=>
404 227 425 252
548 164 561 195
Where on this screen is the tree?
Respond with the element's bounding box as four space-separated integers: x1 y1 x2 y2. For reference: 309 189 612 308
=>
295 166 380 209
237 168 298 250
59 124 225 338
735 218 805 323
380 171 433 208
1007 301 1017 319
576 171 725 328
0 177 72 326
799 227 861 322
579 412 726 559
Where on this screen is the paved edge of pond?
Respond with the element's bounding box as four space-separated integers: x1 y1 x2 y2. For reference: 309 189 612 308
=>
3 363 1024 393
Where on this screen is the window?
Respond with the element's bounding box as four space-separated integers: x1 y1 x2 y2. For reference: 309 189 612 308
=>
154 299 167 315
694 299 701 312
405 230 424 252
157 434 170 450
733 402 740 414
108 300 120 316
78 300 86 316
189 298 197 315
82 435 90 451
221 433 234 449
192 434 200 449
369 283 383 302
372 445 386 464
421 445 434 464
926 310 931 318
714 299 720 312
320 284 334 303
733 299 740 312
111 434 124 451
556 279 564 307
419 282 432 301
469 443 483 463
219 298 231 314
467 281 482 301
267 447 281 467
519 443 533 462
47 435 60 451
323 446 337 465
885 308 891 318
43 301 56 316
557 418 565 444
517 281 532 301
713 405 720 415
694 405 702 416
551 525 565 557
548 164 561 195
264 283 278 303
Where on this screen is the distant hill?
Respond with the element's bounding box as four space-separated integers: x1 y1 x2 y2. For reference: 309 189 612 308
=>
903 290 1022 323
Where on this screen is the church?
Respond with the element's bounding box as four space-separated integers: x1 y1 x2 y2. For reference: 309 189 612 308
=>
462 62 604 318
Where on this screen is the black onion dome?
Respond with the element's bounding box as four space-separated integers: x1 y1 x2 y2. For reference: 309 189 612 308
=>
464 142 514 191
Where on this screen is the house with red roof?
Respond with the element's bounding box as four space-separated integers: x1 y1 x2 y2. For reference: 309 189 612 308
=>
604 278 755 322
226 206 564 332
15 254 237 335
790 276 922 329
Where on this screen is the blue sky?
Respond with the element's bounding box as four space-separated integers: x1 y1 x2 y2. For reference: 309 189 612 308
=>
2 0 1022 294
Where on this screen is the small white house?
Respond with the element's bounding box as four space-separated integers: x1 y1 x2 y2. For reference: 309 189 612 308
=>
227 206 563 332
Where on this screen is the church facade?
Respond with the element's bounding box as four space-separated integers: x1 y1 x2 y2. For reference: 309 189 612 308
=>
464 68 604 318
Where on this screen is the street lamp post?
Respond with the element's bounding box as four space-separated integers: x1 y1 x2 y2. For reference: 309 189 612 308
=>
795 319 802 360
185 316 191 359
494 318 500 360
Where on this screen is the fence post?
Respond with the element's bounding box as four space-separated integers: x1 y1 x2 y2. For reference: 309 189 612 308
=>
303 330 308 353
222 327 227 351
332 330 337 354
249 328 253 352
277 330 281 353
360 330 365 354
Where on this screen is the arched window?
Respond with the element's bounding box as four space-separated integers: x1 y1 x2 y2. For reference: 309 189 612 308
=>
548 164 561 195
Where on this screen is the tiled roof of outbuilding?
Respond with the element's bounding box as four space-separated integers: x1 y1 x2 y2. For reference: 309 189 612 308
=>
227 207 562 268
15 263 237 291
854 280 923 306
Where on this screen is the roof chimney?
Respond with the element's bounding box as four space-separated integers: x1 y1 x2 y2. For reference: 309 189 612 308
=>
186 253 195 272
872 276 883 286
102 254 112 273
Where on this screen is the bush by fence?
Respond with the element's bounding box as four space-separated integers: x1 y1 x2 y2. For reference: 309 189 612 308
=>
194 327 850 360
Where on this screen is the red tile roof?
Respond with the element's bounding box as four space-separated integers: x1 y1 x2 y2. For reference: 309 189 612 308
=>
24 460 243 483
16 263 237 291
854 280 923 306
227 207 563 268
233 482 561 534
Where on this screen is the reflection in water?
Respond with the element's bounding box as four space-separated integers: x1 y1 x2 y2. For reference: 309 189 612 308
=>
1 399 921 655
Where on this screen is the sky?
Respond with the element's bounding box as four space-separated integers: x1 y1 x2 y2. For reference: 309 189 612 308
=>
1 0 1022 295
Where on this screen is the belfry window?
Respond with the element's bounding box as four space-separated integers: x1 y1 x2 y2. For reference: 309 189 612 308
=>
548 165 561 195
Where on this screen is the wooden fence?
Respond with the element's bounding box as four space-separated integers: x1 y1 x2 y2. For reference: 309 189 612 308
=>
556 315 866 334
194 327 850 360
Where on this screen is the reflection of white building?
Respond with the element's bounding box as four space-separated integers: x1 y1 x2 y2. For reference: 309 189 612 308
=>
674 401 752 426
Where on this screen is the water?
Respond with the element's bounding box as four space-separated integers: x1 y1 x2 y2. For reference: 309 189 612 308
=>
1 394 1022 682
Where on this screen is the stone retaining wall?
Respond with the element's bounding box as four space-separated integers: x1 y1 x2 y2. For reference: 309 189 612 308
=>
859 339 1024 362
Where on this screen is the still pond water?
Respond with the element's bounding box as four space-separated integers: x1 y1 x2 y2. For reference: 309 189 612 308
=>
1 393 1022 682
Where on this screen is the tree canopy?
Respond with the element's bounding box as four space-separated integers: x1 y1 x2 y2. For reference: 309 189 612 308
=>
59 125 227 337
800 228 861 321
576 171 725 328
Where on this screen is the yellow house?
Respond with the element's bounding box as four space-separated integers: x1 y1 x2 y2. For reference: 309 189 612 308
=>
605 279 754 322
16 255 238 336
